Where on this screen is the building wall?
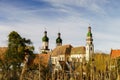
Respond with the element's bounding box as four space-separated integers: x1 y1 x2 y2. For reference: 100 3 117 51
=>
86 44 94 61
42 42 49 50
70 54 85 62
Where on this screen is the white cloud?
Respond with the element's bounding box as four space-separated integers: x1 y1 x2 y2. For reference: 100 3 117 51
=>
0 8 90 52
0 0 120 53
39 0 109 14
0 1 105 52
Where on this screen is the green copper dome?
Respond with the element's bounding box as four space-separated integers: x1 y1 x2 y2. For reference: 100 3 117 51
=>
56 37 62 43
42 36 49 42
87 32 92 37
42 31 49 42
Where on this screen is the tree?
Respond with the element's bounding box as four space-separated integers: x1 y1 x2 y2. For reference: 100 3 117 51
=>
4 31 34 79
117 57 120 73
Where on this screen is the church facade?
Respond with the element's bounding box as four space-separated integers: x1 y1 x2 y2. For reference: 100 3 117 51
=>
40 26 94 71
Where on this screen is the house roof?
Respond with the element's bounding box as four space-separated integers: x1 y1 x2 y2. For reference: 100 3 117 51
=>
0 47 7 60
71 46 86 55
31 53 50 67
51 44 72 57
110 49 120 59
0 46 51 68
0 46 50 67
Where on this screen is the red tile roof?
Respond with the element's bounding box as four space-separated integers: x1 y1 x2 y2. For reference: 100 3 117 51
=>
31 53 50 67
110 49 120 59
0 47 50 68
51 44 72 57
0 47 7 60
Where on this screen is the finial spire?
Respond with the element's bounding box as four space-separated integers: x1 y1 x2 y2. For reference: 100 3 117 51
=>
89 24 90 26
58 27 60 33
58 32 61 37
88 26 91 32
44 27 46 31
43 27 47 36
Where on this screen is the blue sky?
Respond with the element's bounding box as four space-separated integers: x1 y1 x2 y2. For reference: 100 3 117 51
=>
0 0 120 53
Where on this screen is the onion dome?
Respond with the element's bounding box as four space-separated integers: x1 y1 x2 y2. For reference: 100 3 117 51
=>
56 33 62 43
42 31 49 42
87 27 92 37
87 32 92 37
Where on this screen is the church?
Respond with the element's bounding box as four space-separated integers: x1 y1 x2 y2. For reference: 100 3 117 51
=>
0 26 94 75
40 26 94 71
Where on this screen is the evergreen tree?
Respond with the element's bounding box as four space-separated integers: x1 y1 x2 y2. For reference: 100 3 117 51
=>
6 31 34 68
4 31 34 80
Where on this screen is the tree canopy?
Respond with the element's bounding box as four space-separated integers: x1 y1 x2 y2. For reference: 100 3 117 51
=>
6 31 34 69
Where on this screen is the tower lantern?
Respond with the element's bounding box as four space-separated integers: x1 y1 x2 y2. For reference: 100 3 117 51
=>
41 31 49 53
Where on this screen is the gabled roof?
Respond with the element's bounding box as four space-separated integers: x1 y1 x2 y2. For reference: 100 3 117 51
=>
51 44 72 57
71 46 85 55
110 49 120 59
31 53 50 67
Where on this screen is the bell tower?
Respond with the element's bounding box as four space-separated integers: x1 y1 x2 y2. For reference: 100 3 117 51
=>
56 32 62 46
86 26 94 61
41 31 49 53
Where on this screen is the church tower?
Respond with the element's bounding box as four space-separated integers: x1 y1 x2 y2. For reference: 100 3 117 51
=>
41 31 49 53
86 26 94 61
56 32 62 46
